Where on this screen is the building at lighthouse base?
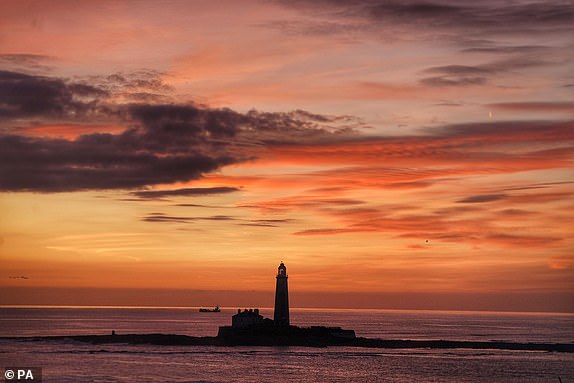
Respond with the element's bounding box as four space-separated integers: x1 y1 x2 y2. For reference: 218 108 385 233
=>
218 309 355 344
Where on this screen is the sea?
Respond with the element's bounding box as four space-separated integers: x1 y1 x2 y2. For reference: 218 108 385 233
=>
0 307 573 383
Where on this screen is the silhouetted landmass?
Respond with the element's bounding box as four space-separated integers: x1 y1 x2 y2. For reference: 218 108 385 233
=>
218 324 356 346
4 331 573 353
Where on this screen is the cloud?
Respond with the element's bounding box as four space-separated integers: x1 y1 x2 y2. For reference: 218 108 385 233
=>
70 70 175 106
142 214 197 223
548 254 574 270
131 187 240 200
257 119 574 172
423 65 492 75
0 54 53 73
488 102 574 114
142 213 235 223
240 218 296 227
278 1 574 37
0 71 361 192
0 93 245 191
496 209 536 218
128 103 242 141
0 69 176 124
434 100 464 107
386 1 572 35
237 115 572 249
457 194 508 204
0 133 236 192
1 69 572 194
420 76 487 87
485 233 562 248
241 196 365 214
102 71 172 93
0 70 107 119
478 56 561 73
429 119 574 143
293 227 358 236
419 57 557 87
141 213 294 228
174 203 220 208
275 1 572 96
461 45 552 55
289 201 567 249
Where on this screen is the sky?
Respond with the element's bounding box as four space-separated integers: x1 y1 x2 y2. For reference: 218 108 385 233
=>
0 0 573 312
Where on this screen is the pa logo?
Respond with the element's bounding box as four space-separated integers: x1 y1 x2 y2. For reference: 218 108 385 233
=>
4 368 42 382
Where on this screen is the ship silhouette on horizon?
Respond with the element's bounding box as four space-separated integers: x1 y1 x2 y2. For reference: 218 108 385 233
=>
199 305 221 313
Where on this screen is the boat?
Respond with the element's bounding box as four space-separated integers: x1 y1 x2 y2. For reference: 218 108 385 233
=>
199 305 221 313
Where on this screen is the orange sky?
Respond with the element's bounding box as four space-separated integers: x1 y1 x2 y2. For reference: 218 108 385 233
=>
0 0 573 311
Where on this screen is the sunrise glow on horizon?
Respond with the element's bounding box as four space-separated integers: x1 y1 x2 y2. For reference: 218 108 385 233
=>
0 0 573 312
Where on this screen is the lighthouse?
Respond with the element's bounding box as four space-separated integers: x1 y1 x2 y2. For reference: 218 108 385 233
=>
273 262 290 326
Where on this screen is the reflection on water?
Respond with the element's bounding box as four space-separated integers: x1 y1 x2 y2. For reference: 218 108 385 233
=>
1 340 573 383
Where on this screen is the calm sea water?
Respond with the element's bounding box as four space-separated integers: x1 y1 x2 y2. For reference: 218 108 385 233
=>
1 307 573 382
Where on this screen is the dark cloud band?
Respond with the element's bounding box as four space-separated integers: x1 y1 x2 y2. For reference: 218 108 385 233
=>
0 70 358 192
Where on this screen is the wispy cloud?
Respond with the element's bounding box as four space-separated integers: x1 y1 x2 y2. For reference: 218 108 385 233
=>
141 212 294 228
488 102 574 114
457 194 508 204
142 213 235 223
290 200 568 250
0 54 53 73
241 196 365 214
419 56 559 88
420 76 487 87
234 117 573 251
131 187 240 200
280 1 574 37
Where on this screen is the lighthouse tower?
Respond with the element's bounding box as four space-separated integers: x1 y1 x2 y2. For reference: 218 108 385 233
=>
273 262 290 326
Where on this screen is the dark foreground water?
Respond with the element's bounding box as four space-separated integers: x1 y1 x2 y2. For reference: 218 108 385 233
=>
1 307 573 382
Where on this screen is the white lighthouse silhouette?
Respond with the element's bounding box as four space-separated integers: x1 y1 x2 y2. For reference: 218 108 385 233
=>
273 262 290 326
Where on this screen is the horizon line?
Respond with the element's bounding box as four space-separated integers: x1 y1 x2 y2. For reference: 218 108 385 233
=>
1 304 573 316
